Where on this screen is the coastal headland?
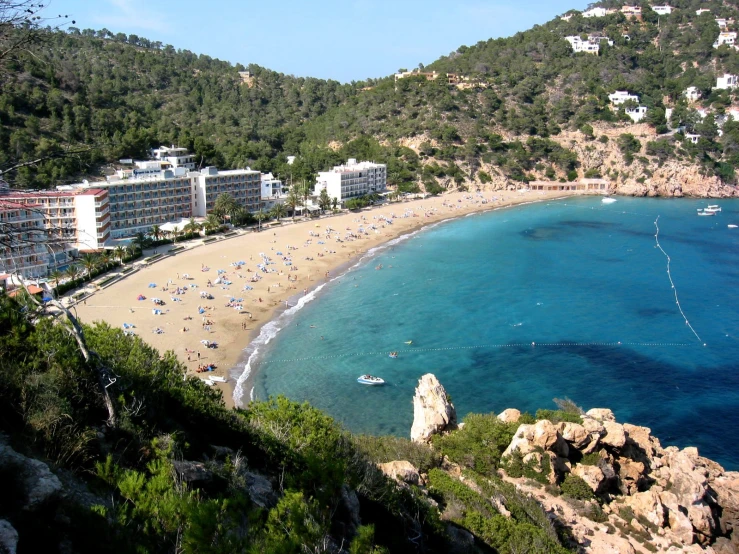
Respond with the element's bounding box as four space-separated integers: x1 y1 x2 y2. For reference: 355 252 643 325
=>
76 189 579 408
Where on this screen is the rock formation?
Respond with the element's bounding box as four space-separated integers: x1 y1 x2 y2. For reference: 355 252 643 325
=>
410 373 457 442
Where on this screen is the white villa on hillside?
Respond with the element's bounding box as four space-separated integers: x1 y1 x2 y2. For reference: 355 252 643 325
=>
582 7 615 17
565 36 602 54
684 86 701 102
621 6 642 17
716 74 739 90
713 32 737 48
652 6 673 15
609 91 640 105
696 9 711 16
625 106 648 122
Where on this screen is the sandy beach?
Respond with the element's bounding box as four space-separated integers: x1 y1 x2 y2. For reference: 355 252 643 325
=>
75 190 578 408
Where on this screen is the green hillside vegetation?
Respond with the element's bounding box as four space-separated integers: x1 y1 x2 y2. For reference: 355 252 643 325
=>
4 0 739 193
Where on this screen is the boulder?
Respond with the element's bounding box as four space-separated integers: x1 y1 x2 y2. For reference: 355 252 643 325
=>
533 420 569 457
587 529 636 554
620 490 666 528
549 454 571 484
601 421 627 449
572 464 606 493
172 460 212 484
340 485 361 537
557 422 590 449
623 423 657 458
660 490 696 544
503 424 535 458
0 441 62 512
688 501 716 544
410 374 457 442
243 471 277 508
0 520 18 554
378 461 421 486
586 408 617 422
497 408 521 423
616 458 645 495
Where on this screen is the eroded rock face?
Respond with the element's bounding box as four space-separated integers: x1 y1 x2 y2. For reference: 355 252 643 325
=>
572 464 606 494
601 421 627 450
0 440 62 511
0 520 18 554
557 422 590 450
410 374 457 442
243 471 277 509
586 408 616 422
378 461 421 486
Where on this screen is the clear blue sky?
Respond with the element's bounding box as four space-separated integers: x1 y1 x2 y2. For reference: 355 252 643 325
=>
48 0 590 82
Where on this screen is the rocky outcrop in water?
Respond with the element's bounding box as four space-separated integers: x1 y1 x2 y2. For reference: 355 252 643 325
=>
410 373 457 442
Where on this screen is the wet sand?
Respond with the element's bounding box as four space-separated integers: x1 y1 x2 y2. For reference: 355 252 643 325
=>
76 190 579 408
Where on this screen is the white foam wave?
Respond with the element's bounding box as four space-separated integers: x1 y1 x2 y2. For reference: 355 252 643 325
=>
232 282 327 407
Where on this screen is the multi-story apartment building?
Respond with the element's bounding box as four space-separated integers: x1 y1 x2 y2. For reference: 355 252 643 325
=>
192 167 262 217
260 172 287 211
85 169 193 239
2 188 110 263
314 159 387 205
0 201 49 278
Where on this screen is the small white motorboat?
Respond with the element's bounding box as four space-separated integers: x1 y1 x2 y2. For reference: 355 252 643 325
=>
729 224 738 228
357 374 385 385
697 209 715 216
705 205 721 213
602 197 617 204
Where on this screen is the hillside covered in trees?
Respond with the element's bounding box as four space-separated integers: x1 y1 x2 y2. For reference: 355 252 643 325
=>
3 0 739 195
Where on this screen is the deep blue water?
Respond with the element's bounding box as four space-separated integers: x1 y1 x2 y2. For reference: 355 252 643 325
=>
246 197 739 469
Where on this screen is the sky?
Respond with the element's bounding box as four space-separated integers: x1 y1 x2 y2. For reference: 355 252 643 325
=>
47 0 591 82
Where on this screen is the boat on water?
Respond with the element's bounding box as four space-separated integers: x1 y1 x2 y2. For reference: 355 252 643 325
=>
705 205 722 213
602 197 617 204
357 374 385 385
389 352 398 358
729 224 738 228
697 209 715 216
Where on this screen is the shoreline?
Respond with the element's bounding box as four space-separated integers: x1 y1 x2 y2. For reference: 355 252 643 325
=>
76 190 583 409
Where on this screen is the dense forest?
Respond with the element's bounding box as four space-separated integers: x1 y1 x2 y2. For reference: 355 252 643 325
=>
3 0 739 193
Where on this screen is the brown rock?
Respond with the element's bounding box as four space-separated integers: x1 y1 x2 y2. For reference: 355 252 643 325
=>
586 408 616 422
572 464 606 493
601 421 627 449
620 490 666 528
497 408 521 423
712 472 739 537
502 424 536 458
377 461 421 486
616 458 645 495
660 490 695 544
533 420 569 457
557 422 591 449
410 374 457 442
688 501 716 544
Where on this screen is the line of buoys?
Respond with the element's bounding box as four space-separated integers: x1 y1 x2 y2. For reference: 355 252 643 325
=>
254 341 693 366
654 216 704 345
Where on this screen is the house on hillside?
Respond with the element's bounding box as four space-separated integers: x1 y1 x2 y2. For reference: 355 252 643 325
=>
609 91 640 105
696 9 711 16
582 7 615 17
625 106 648 122
685 133 701 144
621 6 642 17
652 6 673 16
713 32 737 48
715 74 739 89
716 18 728 28
565 36 601 54
684 86 701 102
588 34 614 46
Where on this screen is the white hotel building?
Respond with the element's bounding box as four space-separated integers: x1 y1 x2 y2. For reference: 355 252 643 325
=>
313 159 387 206
191 167 262 217
0 200 50 278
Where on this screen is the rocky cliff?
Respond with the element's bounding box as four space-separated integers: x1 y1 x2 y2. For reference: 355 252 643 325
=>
386 375 739 553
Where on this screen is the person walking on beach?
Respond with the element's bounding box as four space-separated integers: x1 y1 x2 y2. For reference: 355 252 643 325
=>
197 350 201 360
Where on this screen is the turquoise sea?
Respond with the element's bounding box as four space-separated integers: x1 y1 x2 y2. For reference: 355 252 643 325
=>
234 197 739 469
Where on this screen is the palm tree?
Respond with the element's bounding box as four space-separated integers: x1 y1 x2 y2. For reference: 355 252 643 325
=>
99 250 112 269
65 264 80 283
271 202 287 220
151 224 162 241
183 217 201 237
318 188 331 213
331 197 338 211
203 214 220 234
113 245 125 264
213 192 237 223
81 253 98 278
285 186 301 221
49 269 63 290
133 232 147 252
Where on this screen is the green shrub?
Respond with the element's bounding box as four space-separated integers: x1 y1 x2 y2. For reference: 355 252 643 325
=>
580 452 601 466
433 413 518 475
561 474 594 500
566 170 578 181
353 435 441 474
535 409 582 424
